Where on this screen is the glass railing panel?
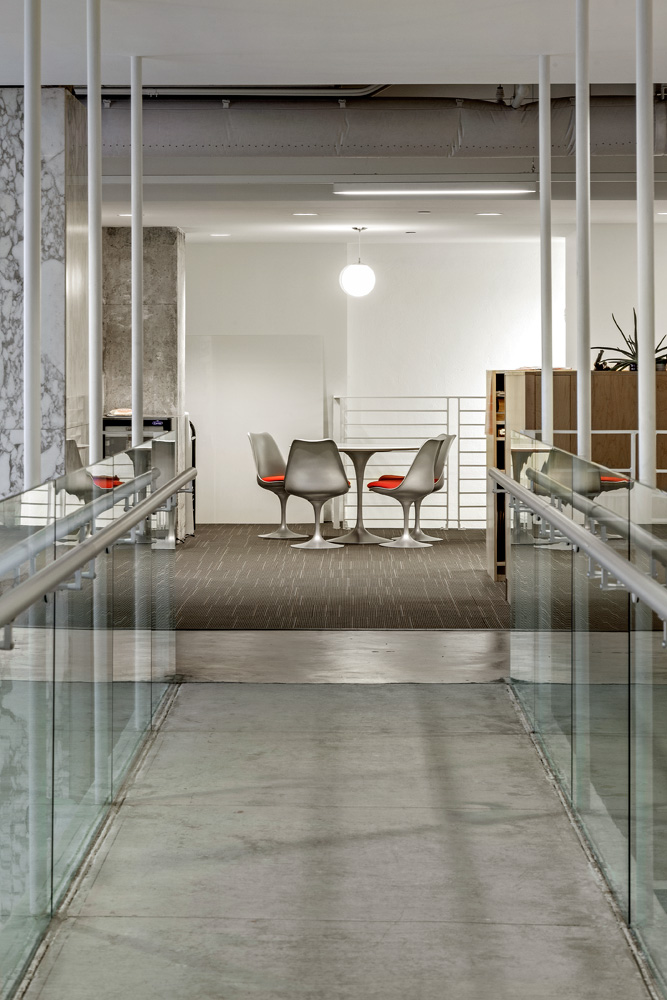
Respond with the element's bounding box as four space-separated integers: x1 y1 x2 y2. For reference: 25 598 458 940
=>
49 455 115 903
570 454 631 920
509 433 574 793
628 481 667 990
111 445 154 792
149 431 179 714
0 481 56 1000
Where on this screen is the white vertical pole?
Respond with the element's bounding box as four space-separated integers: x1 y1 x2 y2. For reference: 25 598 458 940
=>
87 0 103 464
637 0 656 487
131 55 144 448
576 0 592 460
23 0 42 489
539 54 554 444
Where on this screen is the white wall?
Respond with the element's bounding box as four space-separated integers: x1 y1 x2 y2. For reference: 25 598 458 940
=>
347 241 566 398
186 334 323 523
186 243 347 432
565 224 667 367
185 238 567 522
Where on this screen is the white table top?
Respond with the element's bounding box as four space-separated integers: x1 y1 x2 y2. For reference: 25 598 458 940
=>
337 443 418 454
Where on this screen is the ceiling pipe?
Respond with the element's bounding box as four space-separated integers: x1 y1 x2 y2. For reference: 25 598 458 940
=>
75 84 389 99
510 84 533 108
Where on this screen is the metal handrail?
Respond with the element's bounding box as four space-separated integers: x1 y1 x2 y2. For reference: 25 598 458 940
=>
0 469 158 582
0 467 197 629
525 467 667 568
489 467 667 626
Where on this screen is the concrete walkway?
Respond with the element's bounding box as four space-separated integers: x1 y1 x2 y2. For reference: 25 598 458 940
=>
25 679 650 1000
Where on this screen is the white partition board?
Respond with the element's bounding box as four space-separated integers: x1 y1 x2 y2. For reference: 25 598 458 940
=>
185 334 324 524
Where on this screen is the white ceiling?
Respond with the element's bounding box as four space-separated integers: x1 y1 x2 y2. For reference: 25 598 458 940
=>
100 194 667 243
2 0 667 86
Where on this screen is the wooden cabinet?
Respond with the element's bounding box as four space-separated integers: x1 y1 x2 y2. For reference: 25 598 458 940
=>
486 370 667 580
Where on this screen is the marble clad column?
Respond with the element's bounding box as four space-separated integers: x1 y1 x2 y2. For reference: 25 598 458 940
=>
0 87 88 498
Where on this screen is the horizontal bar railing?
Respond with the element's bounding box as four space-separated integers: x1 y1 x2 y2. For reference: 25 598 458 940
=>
0 467 196 630
0 469 158 583
489 467 667 628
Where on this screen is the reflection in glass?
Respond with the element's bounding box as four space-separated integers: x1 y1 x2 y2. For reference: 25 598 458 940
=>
0 428 180 999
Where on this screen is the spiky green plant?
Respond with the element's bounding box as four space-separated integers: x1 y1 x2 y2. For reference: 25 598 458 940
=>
592 309 667 370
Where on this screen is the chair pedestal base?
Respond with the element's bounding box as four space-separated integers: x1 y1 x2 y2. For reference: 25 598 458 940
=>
258 492 307 539
259 526 308 540
292 499 343 550
411 498 442 543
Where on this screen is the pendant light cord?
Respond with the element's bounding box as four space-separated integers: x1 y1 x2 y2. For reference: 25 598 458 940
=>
353 225 367 264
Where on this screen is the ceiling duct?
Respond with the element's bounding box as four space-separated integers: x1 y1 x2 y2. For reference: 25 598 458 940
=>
100 96 667 159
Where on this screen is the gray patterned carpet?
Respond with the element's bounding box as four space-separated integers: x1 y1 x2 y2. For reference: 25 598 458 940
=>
172 525 510 630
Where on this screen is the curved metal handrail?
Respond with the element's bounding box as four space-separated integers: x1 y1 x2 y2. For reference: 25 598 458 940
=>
0 467 197 629
489 467 667 626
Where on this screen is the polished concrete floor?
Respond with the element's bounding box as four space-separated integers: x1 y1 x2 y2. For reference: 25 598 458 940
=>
23 637 650 1000
174 629 510 683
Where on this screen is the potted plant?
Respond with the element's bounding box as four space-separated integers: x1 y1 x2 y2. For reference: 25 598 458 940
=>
593 309 667 370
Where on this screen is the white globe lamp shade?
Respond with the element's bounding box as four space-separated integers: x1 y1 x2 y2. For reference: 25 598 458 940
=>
339 262 376 297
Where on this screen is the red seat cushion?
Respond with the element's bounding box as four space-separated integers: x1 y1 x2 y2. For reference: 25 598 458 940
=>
261 475 285 482
600 476 628 483
368 480 400 489
378 474 439 483
93 475 122 489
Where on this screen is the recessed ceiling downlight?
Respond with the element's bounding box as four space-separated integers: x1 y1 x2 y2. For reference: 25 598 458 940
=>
210 233 231 237
476 213 503 217
293 213 319 216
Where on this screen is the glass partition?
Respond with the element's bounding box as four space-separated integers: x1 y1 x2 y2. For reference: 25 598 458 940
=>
507 431 667 988
0 429 182 999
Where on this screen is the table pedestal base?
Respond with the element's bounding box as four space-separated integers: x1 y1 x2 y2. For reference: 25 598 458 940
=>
380 535 432 549
259 527 308 540
335 525 386 545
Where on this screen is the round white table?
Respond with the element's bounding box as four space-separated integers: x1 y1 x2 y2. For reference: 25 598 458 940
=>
335 443 418 544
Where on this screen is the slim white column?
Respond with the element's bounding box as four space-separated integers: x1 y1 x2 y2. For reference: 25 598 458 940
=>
576 0 592 460
637 0 656 487
539 55 554 444
23 0 42 489
131 56 144 448
87 0 103 464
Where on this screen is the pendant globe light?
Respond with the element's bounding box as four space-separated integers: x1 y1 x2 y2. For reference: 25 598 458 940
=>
339 226 376 297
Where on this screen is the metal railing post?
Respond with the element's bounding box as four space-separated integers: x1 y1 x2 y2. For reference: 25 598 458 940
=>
576 0 592 461
539 54 554 444
131 56 144 449
87 0 103 464
637 0 657 487
23 0 42 490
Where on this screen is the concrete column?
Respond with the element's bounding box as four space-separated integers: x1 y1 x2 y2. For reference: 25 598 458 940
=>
637 0 656 487
131 56 144 448
23 0 42 489
87 0 103 464
576 0 592 461
539 55 554 445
